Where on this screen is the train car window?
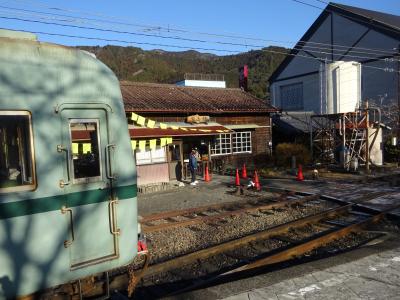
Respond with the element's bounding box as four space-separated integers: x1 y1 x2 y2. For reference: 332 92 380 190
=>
69 120 101 183
0 111 36 193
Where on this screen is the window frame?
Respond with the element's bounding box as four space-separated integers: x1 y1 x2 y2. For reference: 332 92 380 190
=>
69 118 103 184
232 131 252 154
0 110 37 194
135 146 167 166
210 133 232 156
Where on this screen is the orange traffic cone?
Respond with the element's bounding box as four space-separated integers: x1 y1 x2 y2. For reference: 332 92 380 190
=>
241 163 247 179
253 170 261 191
235 168 240 186
297 164 304 181
204 163 211 182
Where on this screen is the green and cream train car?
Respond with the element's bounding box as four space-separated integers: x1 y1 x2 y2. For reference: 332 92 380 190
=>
0 30 138 299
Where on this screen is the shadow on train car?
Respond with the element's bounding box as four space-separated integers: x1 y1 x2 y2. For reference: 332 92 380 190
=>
0 29 138 299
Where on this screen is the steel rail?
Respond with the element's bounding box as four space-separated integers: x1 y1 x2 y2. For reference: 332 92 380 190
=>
134 203 351 279
223 203 400 275
140 191 292 223
142 194 320 233
78 202 351 298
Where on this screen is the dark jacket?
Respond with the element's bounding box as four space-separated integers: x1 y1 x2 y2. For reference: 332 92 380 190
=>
189 153 197 170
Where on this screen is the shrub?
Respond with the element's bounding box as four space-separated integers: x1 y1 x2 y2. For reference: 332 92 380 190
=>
275 143 311 167
384 139 400 163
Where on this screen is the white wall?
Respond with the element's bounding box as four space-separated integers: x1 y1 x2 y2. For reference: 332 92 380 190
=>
176 80 226 88
271 73 320 112
370 128 383 166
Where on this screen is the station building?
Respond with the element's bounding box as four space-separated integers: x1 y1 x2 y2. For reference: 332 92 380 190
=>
120 81 277 187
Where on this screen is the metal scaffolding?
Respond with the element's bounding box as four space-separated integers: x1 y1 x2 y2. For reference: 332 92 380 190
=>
310 107 381 169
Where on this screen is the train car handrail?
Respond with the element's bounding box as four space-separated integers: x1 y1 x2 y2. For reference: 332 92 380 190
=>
105 144 117 180
54 102 113 114
57 144 71 188
61 206 75 247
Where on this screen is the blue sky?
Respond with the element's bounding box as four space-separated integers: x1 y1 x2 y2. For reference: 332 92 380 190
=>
0 0 399 55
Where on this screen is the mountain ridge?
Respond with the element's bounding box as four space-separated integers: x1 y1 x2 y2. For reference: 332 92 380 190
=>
79 45 289 99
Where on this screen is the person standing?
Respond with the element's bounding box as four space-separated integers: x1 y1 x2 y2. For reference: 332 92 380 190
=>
189 149 198 185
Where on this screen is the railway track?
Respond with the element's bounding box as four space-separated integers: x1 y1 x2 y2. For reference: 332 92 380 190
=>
38 190 400 299
133 202 397 299
140 191 317 233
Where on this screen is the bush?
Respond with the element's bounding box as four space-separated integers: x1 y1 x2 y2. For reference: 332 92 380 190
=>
275 143 311 167
384 139 400 163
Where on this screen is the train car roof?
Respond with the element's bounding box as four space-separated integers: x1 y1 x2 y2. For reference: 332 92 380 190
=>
0 29 124 112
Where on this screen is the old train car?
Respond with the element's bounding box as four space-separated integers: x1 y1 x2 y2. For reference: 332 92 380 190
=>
0 29 138 298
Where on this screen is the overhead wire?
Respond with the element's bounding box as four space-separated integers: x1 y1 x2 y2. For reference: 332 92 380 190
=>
288 0 400 35
1 26 397 75
0 0 397 73
0 14 397 63
0 0 398 55
0 6 393 59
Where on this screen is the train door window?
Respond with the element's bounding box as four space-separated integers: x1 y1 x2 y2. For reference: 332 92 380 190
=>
0 111 36 193
69 120 101 183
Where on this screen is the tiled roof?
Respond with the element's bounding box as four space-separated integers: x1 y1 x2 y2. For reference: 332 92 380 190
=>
120 81 277 113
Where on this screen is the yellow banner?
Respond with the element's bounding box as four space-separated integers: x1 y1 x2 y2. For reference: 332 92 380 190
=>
147 119 156 129
138 140 146 151
159 123 167 129
83 143 91 153
171 125 179 130
149 139 157 150
131 140 137 150
131 112 139 121
160 138 167 147
166 137 173 145
137 116 146 126
72 143 79 154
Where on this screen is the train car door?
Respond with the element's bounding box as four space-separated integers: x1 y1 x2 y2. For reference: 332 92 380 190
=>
58 107 119 270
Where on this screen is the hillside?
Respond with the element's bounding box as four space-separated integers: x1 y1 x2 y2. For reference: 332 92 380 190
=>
79 45 288 99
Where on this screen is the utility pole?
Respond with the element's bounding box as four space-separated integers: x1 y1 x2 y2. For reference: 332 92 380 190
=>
365 100 370 173
397 46 400 146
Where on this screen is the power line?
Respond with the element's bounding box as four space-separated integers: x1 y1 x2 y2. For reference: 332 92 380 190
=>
1 26 398 75
290 0 324 10
0 14 397 63
1 6 393 58
288 0 400 35
0 0 397 55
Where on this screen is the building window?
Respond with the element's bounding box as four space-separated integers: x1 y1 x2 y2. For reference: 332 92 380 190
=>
0 111 36 193
211 134 232 156
136 147 166 165
232 131 252 153
280 82 303 110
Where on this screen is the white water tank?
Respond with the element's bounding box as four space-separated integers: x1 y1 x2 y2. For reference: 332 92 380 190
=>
322 61 361 114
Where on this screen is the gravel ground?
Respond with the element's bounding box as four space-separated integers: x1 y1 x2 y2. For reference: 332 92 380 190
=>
136 220 386 294
141 200 337 265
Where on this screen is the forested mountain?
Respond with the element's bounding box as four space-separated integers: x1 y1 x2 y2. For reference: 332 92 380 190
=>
79 45 288 99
